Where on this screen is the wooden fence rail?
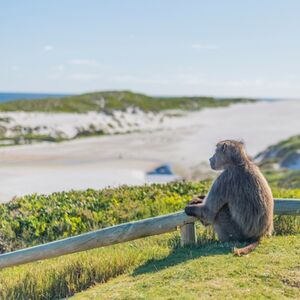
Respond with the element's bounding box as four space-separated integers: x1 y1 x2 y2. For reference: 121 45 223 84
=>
0 198 299 269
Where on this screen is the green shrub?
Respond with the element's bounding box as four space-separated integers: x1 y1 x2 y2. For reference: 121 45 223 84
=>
0 181 209 251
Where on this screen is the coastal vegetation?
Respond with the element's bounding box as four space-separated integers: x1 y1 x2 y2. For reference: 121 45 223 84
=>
0 182 209 252
0 91 253 113
0 182 299 299
258 135 300 188
0 91 255 146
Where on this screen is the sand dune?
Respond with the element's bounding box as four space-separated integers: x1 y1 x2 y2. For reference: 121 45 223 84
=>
0 108 169 141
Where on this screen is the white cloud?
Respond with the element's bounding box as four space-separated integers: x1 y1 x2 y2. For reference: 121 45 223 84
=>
176 74 206 85
11 65 19 71
176 74 260 87
113 75 170 85
69 59 99 67
68 73 100 80
54 65 65 71
175 74 292 90
287 74 298 80
48 65 65 79
48 74 62 80
191 43 218 50
44 45 54 52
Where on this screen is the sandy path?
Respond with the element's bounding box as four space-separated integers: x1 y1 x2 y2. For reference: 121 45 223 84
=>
0 100 299 202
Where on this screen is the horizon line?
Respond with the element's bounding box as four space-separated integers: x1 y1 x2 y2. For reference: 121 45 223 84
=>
0 90 299 101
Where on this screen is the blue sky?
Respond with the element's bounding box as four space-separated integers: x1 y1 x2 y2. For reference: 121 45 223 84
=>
1 0 300 98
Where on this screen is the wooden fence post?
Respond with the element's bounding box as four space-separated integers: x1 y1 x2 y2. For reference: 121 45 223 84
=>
180 222 197 246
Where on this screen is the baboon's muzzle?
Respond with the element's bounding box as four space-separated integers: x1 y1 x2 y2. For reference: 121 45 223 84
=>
209 157 216 170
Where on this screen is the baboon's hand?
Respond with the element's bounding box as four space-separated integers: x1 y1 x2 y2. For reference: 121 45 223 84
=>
184 203 210 226
188 195 206 205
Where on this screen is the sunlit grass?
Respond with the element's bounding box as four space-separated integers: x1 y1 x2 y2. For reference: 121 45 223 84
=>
74 235 300 300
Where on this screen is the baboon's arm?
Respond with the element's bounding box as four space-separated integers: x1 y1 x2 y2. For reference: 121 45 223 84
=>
185 174 228 225
201 178 228 223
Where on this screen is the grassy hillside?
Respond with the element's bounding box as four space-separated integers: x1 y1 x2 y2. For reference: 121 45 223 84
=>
74 235 300 300
257 135 300 168
0 91 254 113
0 182 299 299
264 169 300 189
258 135 300 188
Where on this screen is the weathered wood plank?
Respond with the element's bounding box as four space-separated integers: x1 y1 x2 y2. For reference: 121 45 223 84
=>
0 198 299 269
274 199 300 215
180 223 197 246
0 212 196 269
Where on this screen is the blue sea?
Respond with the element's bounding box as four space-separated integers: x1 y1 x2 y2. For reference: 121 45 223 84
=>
0 92 71 103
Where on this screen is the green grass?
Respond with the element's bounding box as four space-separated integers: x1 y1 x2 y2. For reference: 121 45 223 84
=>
264 169 300 189
0 182 299 299
2 232 299 300
0 233 178 300
0 91 254 113
73 235 300 300
274 135 300 154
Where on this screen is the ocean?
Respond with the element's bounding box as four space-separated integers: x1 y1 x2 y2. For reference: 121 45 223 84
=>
0 92 71 103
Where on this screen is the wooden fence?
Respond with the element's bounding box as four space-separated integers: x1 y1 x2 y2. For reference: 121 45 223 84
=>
0 198 299 269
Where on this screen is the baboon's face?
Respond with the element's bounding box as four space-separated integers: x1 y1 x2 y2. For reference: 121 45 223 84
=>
209 142 230 170
209 140 235 170
210 140 246 170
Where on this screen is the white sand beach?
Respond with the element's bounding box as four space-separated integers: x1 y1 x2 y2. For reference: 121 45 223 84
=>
0 100 299 202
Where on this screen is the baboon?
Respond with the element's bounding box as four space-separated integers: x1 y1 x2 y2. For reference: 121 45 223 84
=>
185 140 274 255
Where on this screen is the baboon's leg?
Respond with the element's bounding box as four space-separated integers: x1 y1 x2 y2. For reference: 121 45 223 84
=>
213 205 246 242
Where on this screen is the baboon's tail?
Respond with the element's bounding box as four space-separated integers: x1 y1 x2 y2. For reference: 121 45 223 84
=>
233 240 259 256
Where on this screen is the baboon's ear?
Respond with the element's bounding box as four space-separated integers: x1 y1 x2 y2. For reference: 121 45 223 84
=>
221 143 227 153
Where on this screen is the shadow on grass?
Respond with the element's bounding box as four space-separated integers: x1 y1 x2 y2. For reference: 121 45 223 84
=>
133 239 244 276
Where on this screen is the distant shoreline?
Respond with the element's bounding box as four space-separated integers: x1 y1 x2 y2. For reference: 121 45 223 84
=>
0 92 73 103
0 90 254 108
0 91 296 104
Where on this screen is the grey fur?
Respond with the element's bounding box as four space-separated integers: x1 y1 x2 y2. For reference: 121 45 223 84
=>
185 140 274 242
